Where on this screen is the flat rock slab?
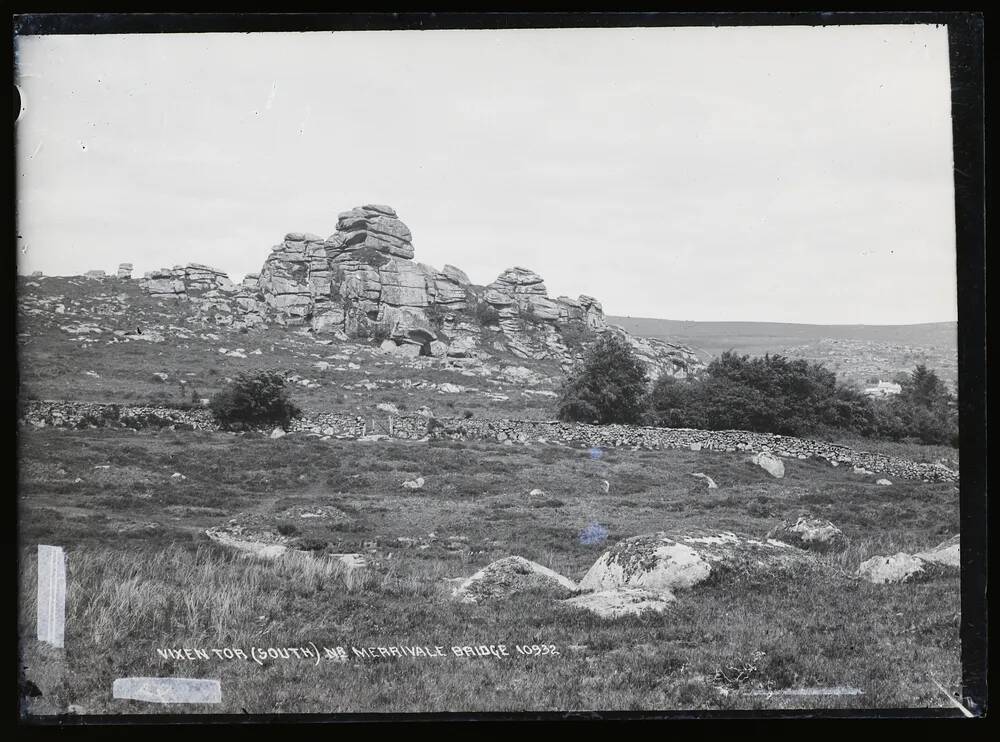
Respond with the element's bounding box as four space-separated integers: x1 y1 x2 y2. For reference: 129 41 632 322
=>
562 588 675 619
857 552 928 584
915 535 960 568
452 556 577 603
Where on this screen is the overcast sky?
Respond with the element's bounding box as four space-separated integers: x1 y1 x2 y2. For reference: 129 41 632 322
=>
15 25 957 324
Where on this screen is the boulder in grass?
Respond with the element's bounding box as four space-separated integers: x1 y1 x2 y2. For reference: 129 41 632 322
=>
768 516 847 553
876 479 892 486
750 452 785 478
562 587 675 619
689 472 718 489
915 535 960 569
857 552 928 584
452 556 577 603
579 531 811 596
579 533 712 594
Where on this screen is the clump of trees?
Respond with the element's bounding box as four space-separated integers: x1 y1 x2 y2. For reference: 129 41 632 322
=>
557 334 648 424
558 340 957 447
645 352 876 438
209 370 302 431
870 364 959 446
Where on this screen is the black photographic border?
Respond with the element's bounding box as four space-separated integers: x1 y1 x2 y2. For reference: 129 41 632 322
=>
6 10 987 728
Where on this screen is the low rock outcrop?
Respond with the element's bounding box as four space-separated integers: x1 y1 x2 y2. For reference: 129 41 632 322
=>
768 516 847 553
451 556 578 603
562 587 674 618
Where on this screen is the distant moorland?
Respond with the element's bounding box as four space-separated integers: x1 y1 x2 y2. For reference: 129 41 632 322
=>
607 318 958 391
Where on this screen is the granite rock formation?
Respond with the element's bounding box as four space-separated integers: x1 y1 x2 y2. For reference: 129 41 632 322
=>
134 204 703 379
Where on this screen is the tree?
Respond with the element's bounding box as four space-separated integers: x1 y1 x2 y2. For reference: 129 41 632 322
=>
899 364 948 408
209 370 302 431
886 365 958 446
557 333 649 424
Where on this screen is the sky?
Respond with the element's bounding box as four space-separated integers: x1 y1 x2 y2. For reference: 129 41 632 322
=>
14 25 958 324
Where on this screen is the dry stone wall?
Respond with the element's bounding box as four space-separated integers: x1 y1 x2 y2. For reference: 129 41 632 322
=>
20 400 958 483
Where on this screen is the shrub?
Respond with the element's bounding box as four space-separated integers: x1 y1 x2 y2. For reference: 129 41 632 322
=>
474 300 501 327
209 370 302 431
560 322 596 352
424 304 447 330
557 333 648 424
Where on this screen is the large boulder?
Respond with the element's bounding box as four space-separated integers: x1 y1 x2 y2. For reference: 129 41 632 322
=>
750 452 785 478
578 534 712 594
857 553 928 584
331 205 414 260
451 556 577 603
578 531 809 597
441 264 471 285
379 258 433 307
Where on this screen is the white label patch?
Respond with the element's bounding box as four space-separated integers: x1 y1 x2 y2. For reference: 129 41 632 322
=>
112 677 222 704
36 545 66 648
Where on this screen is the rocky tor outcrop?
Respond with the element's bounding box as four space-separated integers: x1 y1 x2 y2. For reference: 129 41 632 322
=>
133 203 703 378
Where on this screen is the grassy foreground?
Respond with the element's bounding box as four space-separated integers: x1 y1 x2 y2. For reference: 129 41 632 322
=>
18 428 961 715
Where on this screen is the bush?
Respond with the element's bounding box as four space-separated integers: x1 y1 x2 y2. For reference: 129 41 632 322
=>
645 355 955 448
424 304 447 330
645 352 877 438
560 322 596 352
474 300 501 327
209 370 302 431
557 333 648 424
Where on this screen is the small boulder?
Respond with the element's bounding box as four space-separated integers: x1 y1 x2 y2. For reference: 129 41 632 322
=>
562 587 675 619
857 552 927 584
402 476 425 490
452 556 577 603
750 452 785 478
876 479 892 486
269 428 286 439
689 472 718 489
768 516 847 553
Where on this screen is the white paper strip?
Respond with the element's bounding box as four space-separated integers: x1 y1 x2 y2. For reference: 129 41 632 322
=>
36 545 66 648
112 677 222 704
